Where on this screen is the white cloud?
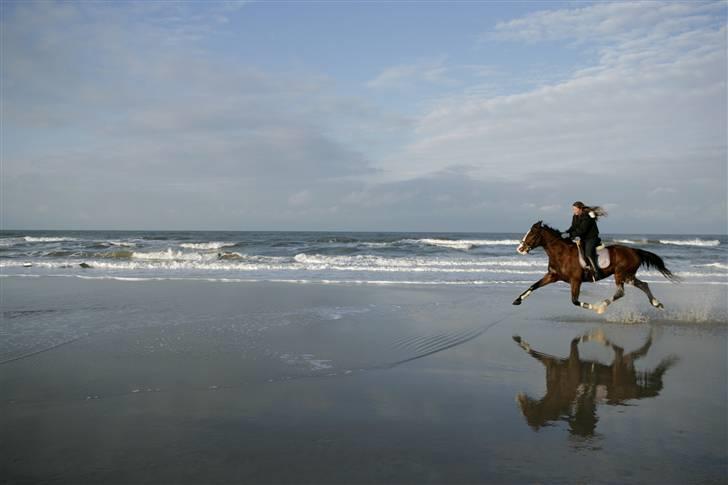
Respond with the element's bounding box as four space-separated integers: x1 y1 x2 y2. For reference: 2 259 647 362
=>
488 1 724 44
377 2 725 191
288 190 312 207
367 57 455 89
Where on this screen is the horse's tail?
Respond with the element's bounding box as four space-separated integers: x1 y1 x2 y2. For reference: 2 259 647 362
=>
635 249 680 282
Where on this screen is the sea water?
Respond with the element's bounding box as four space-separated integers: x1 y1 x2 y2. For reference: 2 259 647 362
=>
1 230 725 286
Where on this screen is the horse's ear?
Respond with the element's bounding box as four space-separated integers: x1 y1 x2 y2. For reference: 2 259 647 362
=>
537 220 543 226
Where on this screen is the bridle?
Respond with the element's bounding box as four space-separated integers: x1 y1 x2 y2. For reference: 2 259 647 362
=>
518 224 542 254
518 231 533 254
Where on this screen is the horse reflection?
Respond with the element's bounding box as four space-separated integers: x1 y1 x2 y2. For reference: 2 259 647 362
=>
513 330 678 436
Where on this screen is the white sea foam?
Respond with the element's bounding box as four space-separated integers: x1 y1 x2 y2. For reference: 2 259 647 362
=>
23 236 78 243
2 273 530 286
0 256 547 275
106 240 138 247
638 269 728 279
696 262 728 270
361 242 392 248
659 239 720 247
402 238 520 250
131 248 220 261
179 242 236 250
0 237 23 247
293 253 545 268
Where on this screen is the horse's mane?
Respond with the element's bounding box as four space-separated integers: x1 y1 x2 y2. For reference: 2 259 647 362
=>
539 223 575 245
541 223 562 237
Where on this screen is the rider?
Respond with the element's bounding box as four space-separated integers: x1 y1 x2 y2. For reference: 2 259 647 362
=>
562 201 606 280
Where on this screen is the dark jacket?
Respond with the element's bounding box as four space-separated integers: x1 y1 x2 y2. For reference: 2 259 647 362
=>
567 213 600 241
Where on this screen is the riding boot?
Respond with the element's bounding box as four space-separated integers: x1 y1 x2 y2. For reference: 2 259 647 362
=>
587 256 601 281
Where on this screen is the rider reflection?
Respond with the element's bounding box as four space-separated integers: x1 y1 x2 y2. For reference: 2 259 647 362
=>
512 330 678 437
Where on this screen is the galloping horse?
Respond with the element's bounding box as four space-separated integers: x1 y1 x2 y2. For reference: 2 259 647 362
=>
513 221 678 313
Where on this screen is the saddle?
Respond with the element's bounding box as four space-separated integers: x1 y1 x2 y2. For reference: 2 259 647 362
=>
578 244 610 269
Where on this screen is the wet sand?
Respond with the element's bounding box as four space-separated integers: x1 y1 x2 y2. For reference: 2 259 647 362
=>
1 276 726 483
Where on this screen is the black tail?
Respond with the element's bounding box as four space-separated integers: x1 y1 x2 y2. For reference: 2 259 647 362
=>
636 249 680 282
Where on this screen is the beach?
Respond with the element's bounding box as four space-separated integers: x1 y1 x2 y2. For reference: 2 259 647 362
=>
4 0 727 482
1 275 726 484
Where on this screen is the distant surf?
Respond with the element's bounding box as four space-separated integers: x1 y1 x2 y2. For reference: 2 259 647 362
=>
1 230 725 286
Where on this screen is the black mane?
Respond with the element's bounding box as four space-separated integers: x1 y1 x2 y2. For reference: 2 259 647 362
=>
540 223 562 237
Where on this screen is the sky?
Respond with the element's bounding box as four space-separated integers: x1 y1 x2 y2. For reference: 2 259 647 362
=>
1 0 726 234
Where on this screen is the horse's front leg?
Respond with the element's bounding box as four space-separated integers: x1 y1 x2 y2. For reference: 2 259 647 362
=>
513 273 558 305
572 278 608 314
570 279 584 307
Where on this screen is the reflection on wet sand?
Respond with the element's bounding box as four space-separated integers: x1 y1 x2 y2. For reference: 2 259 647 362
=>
513 330 678 436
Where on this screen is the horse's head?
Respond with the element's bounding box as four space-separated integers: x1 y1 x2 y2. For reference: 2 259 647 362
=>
517 221 544 255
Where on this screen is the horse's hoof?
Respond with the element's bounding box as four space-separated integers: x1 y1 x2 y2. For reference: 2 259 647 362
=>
512 299 522 305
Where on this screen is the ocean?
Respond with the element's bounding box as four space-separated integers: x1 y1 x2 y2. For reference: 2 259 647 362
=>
1 230 725 286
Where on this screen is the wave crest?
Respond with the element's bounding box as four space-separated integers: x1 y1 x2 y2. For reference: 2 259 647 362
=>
659 239 720 247
23 236 78 243
402 238 520 250
180 242 236 250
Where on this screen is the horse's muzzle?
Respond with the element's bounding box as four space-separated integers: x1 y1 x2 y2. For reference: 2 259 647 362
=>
517 244 530 255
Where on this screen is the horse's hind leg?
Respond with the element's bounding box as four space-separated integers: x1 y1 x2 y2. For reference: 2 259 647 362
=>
630 277 664 309
599 274 626 311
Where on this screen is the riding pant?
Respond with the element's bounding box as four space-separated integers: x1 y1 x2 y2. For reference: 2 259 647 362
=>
583 238 600 269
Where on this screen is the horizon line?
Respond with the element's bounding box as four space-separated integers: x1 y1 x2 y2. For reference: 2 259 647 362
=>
1 228 726 237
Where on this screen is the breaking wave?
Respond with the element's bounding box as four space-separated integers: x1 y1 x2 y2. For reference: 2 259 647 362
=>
613 238 720 247
179 242 237 250
0 255 547 275
23 236 78 243
0 237 23 247
402 238 520 250
659 239 720 247
697 262 728 270
103 240 138 248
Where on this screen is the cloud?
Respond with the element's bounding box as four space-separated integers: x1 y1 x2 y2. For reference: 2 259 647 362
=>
487 1 725 44
375 2 725 226
288 190 312 207
367 57 455 89
1 1 397 229
1 1 725 233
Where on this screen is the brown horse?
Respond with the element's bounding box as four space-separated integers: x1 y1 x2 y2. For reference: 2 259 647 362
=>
512 330 678 436
513 221 678 313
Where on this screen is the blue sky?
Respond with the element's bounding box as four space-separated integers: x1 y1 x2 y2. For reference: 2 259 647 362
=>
2 1 726 233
